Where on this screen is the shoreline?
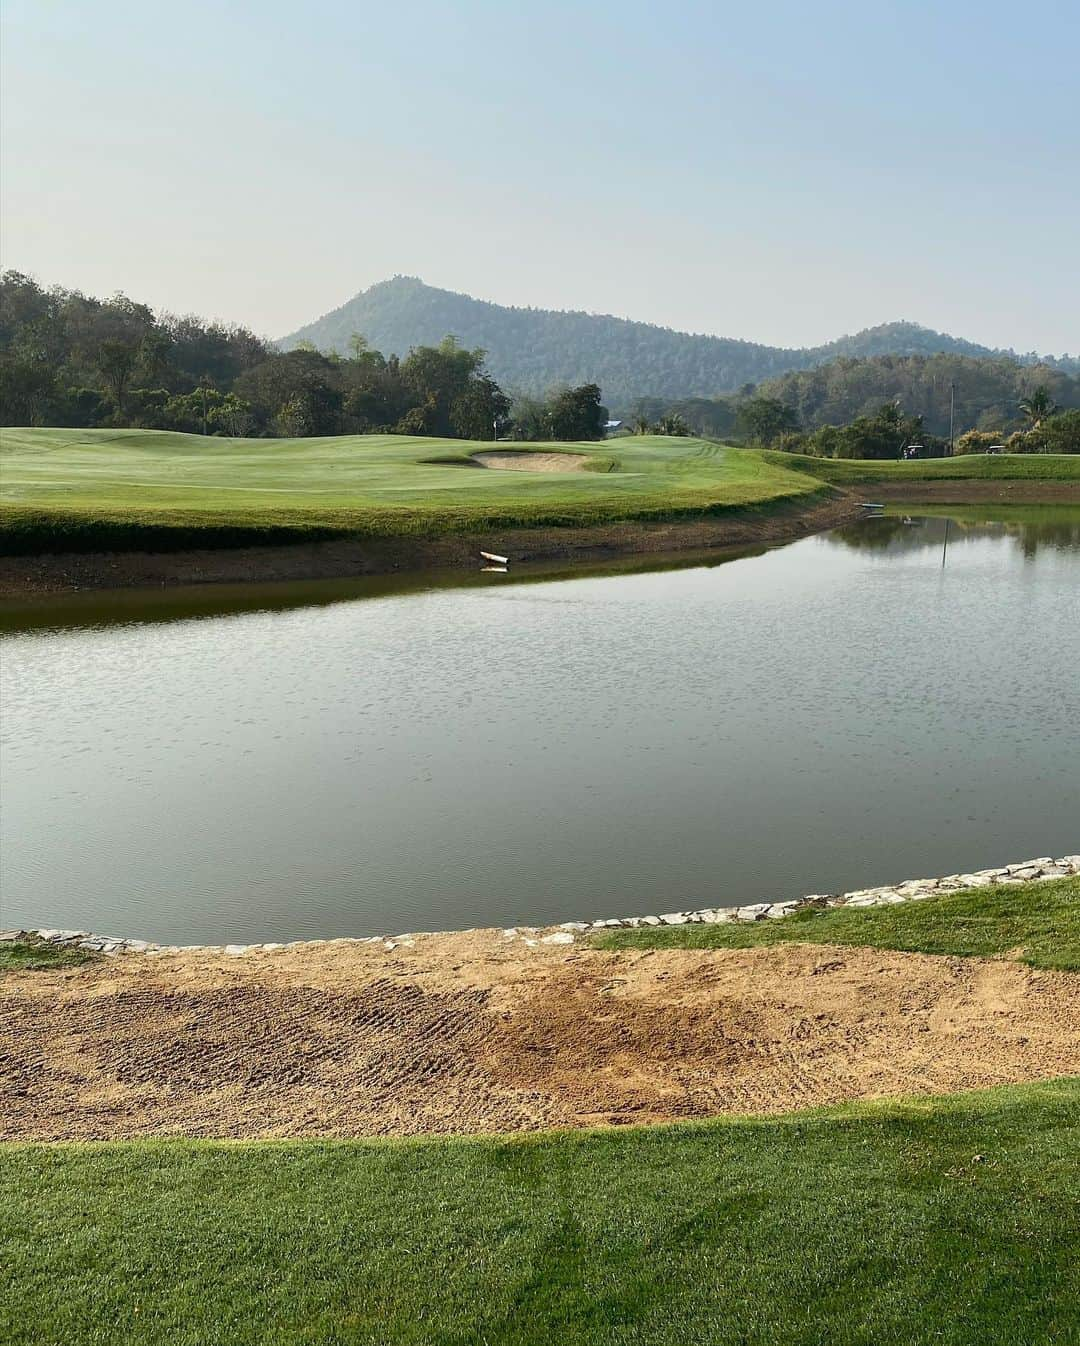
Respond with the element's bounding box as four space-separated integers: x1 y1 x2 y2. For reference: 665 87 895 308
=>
3 854 1077 1143
9 853 1076 959
3 479 1078 601
0 490 855 599
858 480 1080 503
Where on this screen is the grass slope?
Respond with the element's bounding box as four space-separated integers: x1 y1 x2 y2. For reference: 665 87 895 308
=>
761 449 1080 485
593 876 1080 971
0 940 95 974
2 1080 1077 1345
0 429 822 553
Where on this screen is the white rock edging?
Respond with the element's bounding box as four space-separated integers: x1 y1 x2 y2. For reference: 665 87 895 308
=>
3 854 1076 958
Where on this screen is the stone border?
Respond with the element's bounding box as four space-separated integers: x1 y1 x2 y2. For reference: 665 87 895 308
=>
3 854 1076 959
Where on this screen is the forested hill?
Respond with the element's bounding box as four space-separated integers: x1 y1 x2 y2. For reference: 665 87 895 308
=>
281 277 1079 404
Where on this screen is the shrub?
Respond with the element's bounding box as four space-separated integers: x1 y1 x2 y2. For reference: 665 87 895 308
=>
1005 429 1039 453
1041 408 1080 454
955 429 1005 455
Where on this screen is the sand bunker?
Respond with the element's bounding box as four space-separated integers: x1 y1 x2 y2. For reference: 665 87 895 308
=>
2 929 1077 1141
472 451 589 472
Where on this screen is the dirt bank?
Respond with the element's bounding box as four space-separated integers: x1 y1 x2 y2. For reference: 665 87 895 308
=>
3 929 1077 1141
0 492 857 599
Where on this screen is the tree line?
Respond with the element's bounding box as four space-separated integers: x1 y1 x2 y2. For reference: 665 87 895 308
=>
678 392 1079 458
624 353 1080 456
3 272 1075 455
0 272 609 441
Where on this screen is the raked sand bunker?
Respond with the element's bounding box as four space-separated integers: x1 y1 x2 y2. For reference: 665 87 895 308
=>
471 451 589 471
3 929 1078 1141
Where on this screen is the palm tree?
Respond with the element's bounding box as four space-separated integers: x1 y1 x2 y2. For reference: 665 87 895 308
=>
656 413 690 437
1018 385 1056 427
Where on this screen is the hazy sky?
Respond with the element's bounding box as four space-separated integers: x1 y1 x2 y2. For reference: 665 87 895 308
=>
2 0 1077 352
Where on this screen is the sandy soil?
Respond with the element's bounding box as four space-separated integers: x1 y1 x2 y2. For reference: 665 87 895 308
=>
473 451 588 471
0 492 857 599
2 929 1077 1141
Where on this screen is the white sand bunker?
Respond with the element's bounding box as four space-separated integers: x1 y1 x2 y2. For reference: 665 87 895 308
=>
472 451 589 472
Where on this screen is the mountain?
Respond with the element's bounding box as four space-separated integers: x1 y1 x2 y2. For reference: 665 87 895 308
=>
281 277 1079 406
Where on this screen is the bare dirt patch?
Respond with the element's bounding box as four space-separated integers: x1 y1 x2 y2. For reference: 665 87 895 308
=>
472 451 589 472
3 930 1077 1141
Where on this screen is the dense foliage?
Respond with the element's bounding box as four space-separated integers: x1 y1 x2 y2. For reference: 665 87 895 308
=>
634 356 1080 456
0 272 609 443
0 271 271 430
0 271 501 438
753 354 1080 437
282 276 1080 404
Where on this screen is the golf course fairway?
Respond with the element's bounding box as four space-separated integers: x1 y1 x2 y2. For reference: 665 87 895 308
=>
0 429 823 549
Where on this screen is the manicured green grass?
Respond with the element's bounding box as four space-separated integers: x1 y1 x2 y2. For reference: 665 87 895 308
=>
593 876 1080 971
2 1079 1077 1345
0 940 95 974
761 449 1080 485
0 429 823 553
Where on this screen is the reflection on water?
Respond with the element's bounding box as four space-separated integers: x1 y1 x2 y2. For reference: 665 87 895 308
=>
833 510 1080 557
0 542 775 636
2 511 1078 944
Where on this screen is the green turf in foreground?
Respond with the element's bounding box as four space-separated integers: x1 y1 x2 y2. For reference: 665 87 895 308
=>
0 939 95 974
593 876 1080 972
1 1079 1077 1346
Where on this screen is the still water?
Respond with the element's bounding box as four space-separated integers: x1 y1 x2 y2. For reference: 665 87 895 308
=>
2 511 1078 944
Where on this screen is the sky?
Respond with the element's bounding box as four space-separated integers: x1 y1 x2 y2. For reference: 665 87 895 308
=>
2 0 1077 353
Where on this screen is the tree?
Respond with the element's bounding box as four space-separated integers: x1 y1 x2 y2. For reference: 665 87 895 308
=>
0 352 55 424
449 375 510 441
654 412 690 436
1018 385 1056 427
1023 408 1080 454
394 396 440 436
1041 408 1080 453
234 350 343 435
400 337 484 436
508 394 552 441
347 333 386 370
137 329 173 385
829 404 924 459
274 381 342 437
735 397 799 445
163 314 270 390
548 383 606 441
207 393 255 437
96 339 141 415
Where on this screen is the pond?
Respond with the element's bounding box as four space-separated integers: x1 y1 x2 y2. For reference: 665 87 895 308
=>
2 509 1078 945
